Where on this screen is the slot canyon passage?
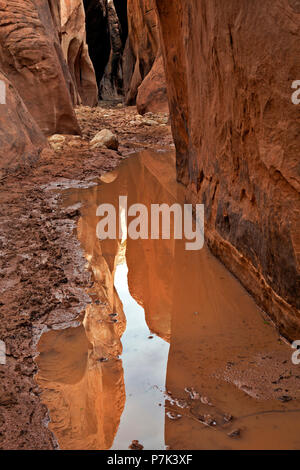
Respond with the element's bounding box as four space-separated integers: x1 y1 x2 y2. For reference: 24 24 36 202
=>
0 0 299 451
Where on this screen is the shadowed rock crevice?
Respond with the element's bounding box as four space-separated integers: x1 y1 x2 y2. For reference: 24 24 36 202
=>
83 0 111 93
83 0 128 100
100 0 128 100
83 0 167 109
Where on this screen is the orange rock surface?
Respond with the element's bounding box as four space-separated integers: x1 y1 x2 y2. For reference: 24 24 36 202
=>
125 0 168 114
155 0 300 338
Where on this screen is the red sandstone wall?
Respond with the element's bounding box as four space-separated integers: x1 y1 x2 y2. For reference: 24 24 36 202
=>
155 0 300 339
124 0 168 114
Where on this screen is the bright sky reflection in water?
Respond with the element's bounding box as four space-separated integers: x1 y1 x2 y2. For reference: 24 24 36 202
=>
111 260 169 450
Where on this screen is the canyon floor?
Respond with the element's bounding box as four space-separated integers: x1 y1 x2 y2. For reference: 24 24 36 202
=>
0 104 299 450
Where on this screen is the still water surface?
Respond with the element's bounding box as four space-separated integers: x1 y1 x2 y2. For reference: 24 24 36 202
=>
35 150 300 450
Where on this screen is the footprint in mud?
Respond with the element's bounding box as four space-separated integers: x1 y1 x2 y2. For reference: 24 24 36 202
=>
167 411 182 421
228 428 242 439
165 387 240 438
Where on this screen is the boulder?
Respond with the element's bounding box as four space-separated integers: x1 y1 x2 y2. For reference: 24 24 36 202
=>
48 134 66 151
90 129 119 150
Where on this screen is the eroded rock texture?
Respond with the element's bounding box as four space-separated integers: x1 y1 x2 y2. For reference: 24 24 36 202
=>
0 72 47 169
155 0 300 338
0 0 80 136
124 0 168 114
60 0 98 106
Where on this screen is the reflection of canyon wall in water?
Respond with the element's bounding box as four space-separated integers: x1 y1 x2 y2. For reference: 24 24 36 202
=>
35 150 300 450
36 192 126 450
36 158 176 448
125 152 180 342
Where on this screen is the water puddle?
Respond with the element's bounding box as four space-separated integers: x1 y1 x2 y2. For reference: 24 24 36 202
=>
35 149 300 450
111 263 169 450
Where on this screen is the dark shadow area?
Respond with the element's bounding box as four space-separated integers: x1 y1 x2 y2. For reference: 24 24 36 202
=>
83 0 128 100
114 0 128 47
83 0 110 92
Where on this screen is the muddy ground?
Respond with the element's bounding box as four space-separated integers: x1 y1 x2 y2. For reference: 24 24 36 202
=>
0 104 173 449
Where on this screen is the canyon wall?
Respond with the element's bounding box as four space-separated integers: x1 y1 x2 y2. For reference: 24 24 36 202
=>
124 0 168 114
60 0 98 106
0 72 47 169
155 0 300 339
0 0 80 137
0 0 99 168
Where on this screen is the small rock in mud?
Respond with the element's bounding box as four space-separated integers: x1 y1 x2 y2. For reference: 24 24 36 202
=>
129 440 144 450
278 395 292 402
90 129 119 150
228 428 242 439
143 119 157 126
223 413 234 423
98 357 108 363
185 387 200 400
199 414 217 426
200 396 212 405
48 134 66 151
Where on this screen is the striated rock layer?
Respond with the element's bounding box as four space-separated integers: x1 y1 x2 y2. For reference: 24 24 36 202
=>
155 0 300 339
124 0 168 114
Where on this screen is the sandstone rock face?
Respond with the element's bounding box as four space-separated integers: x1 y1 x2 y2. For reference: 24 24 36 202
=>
0 72 47 169
155 0 300 338
60 0 98 106
0 0 80 136
136 53 168 115
124 0 168 114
